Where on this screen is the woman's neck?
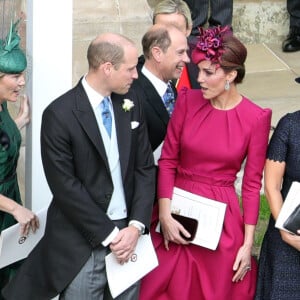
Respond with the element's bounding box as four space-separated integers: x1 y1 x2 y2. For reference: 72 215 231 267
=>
210 89 242 110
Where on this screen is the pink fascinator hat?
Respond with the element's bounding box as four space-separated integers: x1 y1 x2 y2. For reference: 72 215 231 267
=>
191 26 232 65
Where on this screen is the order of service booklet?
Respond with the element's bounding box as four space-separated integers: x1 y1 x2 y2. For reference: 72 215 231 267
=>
156 187 227 251
105 234 158 299
0 206 48 268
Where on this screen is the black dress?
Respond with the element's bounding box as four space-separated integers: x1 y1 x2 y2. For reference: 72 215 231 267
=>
256 111 300 299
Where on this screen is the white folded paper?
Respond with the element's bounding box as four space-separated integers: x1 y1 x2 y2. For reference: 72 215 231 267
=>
153 142 163 165
0 206 48 268
105 234 158 299
157 187 227 250
276 181 300 232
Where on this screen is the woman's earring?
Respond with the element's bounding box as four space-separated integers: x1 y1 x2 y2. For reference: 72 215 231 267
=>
225 80 230 91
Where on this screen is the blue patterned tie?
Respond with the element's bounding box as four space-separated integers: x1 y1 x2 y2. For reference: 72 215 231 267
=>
163 83 175 116
101 96 112 137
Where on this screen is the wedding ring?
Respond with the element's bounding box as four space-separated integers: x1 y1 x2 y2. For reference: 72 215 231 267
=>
245 266 251 271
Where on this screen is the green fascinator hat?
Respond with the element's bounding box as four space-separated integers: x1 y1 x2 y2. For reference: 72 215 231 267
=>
0 20 27 74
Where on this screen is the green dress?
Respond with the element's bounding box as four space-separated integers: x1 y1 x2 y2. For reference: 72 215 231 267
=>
0 102 22 290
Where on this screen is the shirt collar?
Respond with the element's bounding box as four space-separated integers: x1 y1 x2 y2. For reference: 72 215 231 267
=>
82 75 109 109
141 66 169 98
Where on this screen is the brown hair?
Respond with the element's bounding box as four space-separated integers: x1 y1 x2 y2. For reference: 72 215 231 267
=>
142 26 171 59
87 34 135 70
219 34 247 84
87 41 124 70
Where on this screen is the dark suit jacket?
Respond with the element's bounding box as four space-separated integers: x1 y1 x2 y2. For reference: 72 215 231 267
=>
187 36 201 89
132 64 177 151
2 79 155 300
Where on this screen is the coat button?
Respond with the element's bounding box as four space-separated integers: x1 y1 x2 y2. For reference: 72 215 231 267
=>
105 194 112 200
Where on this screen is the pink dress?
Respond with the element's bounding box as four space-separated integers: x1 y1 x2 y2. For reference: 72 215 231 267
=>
139 88 272 300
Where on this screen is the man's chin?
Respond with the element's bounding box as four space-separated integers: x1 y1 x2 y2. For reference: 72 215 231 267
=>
175 71 183 79
116 87 130 95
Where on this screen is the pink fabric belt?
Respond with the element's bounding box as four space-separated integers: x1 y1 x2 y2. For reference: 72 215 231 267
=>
177 167 235 187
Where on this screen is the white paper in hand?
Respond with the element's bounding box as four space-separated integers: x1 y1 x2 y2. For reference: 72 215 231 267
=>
153 142 163 165
105 234 158 299
0 206 47 268
276 181 300 232
156 187 226 250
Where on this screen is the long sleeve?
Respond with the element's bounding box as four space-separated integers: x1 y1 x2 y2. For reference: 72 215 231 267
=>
242 108 272 224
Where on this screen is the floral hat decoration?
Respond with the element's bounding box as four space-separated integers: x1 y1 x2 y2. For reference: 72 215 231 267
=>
0 19 27 74
191 26 232 66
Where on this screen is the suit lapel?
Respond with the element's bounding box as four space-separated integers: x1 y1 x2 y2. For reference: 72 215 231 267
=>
138 72 170 126
72 81 110 171
111 94 131 180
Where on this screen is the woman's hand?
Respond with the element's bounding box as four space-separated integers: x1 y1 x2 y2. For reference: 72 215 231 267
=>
14 95 30 130
232 243 252 282
12 203 39 236
159 213 190 250
280 229 300 251
158 197 190 250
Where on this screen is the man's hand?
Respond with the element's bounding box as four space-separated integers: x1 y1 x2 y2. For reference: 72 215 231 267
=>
109 226 140 264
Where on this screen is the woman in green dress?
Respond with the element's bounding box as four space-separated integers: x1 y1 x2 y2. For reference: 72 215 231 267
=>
0 21 39 289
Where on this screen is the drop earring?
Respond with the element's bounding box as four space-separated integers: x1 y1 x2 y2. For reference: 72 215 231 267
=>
225 80 230 91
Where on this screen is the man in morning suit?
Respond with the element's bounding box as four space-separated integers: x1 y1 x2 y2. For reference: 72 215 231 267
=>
2 33 155 300
132 24 190 159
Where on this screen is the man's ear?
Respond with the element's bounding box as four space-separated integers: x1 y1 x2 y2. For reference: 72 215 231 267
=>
101 62 114 75
151 46 163 63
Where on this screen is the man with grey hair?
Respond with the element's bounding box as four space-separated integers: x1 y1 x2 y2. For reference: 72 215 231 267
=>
3 32 155 300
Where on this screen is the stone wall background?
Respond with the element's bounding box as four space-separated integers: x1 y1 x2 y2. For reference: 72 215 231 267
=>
73 0 153 84
73 0 288 84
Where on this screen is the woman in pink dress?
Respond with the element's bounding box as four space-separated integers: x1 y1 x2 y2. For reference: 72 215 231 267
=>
139 26 272 300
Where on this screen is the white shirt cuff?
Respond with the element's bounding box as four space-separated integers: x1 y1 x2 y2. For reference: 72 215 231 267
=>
129 220 145 235
102 226 119 247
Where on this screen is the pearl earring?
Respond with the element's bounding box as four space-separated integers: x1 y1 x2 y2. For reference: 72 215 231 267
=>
225 80 230 91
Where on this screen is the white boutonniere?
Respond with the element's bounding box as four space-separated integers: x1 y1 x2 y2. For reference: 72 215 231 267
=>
122 99 134 112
